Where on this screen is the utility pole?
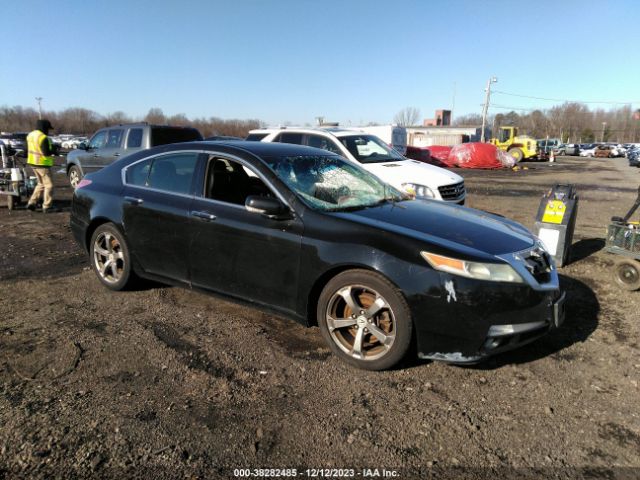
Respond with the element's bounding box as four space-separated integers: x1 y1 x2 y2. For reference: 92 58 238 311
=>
601 122 607 142
451 81 456 124
480 77 497 142
35 97 43 119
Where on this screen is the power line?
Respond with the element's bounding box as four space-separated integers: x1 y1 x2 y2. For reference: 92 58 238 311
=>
493 90 639 105
490 104 538 112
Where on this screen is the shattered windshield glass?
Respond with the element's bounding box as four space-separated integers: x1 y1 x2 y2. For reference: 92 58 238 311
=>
264 155 408 212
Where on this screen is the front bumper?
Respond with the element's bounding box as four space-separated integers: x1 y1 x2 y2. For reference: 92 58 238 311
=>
404 248 563 363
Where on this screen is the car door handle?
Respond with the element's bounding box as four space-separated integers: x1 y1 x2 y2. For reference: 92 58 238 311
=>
92 154 100 158
191 210 216 221
113 152 120 157
124 196 144 205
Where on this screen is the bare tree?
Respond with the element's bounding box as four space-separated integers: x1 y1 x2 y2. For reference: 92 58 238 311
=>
453 114 483 126
144 108 166 124
394 107 420 127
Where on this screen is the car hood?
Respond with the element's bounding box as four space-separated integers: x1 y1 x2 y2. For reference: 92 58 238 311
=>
332 199 535 258
363 159 463 189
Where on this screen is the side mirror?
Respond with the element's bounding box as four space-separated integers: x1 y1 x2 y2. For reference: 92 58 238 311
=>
245 195 291 219
77 142 88 150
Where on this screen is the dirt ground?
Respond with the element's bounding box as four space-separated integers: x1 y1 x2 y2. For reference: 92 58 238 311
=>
1 155 639 480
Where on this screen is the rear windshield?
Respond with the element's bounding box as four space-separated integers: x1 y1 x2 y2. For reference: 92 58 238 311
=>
151 127 202 147
246 133 269 141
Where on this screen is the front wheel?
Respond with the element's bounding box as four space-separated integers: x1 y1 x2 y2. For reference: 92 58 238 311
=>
613 259 640 291
68 165 83 189
317 270 412 370
509 148 524 162
89 223 134 291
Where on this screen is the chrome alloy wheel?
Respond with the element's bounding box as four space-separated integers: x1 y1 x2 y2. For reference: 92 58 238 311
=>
93 231 125 284
326 285 396 361
69 168 80 189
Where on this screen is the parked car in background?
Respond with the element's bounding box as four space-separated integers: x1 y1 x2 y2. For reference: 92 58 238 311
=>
579 144 597 157
6 132 28 156
357 125 407 155
627 146 640 167
66 123 202 188
536 138 561 156
70 140 563 370
554 143 579 156
594 145 615 158
251 127 466 204
61 136 88 149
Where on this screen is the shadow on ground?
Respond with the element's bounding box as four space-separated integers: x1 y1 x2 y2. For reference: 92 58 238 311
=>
475 275 599 369
569 238 606 264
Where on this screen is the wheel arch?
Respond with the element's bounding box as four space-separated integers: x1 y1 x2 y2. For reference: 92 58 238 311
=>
67 161 84 176
85 217 119 251
305 264 402 327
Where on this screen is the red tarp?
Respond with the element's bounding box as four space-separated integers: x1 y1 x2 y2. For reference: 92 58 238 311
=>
406 143 516 169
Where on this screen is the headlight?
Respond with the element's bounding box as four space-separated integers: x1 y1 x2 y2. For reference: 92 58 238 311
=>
402 183 435 198
421 251 524 283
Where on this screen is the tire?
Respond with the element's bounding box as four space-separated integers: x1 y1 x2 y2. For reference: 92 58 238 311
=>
68 165 83 189
613 259 640 291
317 269 412 370
508 148 524 162
89 223 134 291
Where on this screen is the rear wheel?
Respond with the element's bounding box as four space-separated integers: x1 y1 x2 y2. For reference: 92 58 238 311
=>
613 259 640 291
68 165 82 189
509 148 524 162
89 223 134 291
317 270 412 370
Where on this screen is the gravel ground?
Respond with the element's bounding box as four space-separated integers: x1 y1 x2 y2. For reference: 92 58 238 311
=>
0 155 639 480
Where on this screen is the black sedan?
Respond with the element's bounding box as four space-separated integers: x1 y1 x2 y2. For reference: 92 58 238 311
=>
71 141 564 370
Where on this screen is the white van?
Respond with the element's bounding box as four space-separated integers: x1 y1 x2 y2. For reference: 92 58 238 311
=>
249 127 465 204
357 125 407 155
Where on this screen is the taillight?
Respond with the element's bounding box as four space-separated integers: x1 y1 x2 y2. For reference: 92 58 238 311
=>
76 179 92 189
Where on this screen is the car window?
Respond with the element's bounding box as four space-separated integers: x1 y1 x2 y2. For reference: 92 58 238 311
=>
205 157 273 206
144 153 198 194
339 135 404 164
127 128 143 148
276 133 304 145
106 129 124 148
264 154 406 212
246 133 269 141
150 127 202 147
306 134 342 154
89 131 107 149
126 159 152 186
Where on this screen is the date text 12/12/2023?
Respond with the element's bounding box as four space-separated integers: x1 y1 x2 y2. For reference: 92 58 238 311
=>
233 468 400 478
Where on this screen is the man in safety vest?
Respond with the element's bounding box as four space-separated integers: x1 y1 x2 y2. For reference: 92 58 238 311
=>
26 119 56 212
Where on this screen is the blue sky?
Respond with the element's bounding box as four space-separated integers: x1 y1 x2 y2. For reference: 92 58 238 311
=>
3 0 640 126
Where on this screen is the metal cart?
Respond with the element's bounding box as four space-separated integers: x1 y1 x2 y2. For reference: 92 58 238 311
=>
606 186 640 291
0 144 35 210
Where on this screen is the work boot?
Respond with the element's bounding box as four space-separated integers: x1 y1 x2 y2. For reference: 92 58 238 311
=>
26 203 36 211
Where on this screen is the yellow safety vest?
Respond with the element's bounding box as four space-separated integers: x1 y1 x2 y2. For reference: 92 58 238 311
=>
27 130 54 167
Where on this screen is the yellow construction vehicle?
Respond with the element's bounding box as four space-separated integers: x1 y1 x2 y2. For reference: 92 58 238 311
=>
489 126 538 161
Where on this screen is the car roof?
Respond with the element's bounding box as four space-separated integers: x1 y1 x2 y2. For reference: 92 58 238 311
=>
249 127 369 138
195 140 335 157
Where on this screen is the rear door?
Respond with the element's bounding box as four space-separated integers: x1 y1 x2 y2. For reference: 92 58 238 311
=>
121 151 202 282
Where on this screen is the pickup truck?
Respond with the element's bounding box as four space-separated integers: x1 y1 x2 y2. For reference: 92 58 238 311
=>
66 123 202 188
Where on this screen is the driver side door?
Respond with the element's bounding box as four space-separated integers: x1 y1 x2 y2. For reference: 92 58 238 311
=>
188 154 304 313
82 130 108 173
